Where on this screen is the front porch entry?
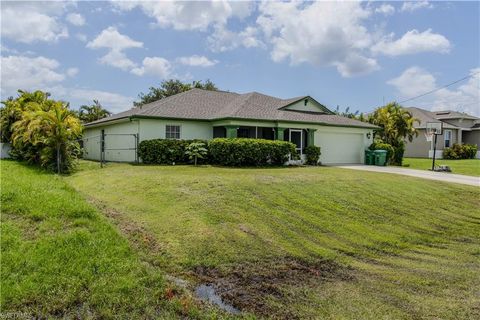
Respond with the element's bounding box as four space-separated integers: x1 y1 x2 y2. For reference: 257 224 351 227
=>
213 125 316 155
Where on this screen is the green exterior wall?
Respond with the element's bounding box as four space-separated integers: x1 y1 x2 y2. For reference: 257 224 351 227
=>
84 116 375 164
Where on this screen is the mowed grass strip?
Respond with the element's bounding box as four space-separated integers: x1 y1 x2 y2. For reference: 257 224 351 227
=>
0 161 231 319
403 157 480 176
66 161 480 319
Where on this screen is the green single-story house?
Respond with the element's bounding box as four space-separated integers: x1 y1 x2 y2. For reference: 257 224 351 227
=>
83 88 378 164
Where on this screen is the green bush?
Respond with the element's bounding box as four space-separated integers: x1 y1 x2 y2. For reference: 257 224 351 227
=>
138 139 208 164
369 140 395 164
443 143 478 159
208 138 296 166
305 145 321 165
392 142 405 166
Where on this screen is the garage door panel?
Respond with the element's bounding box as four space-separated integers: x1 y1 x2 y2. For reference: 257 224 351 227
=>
317 133 363 164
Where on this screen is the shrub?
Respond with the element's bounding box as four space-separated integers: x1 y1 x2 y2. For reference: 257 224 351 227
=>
392 143 405 166
208 138 296 166
138 139 208 164
369 140 395 164
3 91 82 173
185 142 208 166
443 143 478 160
305 145 321 165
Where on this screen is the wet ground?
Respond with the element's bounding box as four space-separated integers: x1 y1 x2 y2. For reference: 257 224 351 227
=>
192 257 354 318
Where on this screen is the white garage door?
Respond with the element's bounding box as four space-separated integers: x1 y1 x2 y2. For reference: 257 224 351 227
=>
317 132 364 164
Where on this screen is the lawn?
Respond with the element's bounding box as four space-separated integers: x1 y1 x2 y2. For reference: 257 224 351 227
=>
64 161 480 319
403 157 480 176
0 161 228 319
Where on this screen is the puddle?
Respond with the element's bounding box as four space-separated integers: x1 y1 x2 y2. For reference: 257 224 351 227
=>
195 284 241 315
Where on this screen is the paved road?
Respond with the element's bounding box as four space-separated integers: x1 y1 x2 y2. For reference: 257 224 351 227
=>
336 165 480 187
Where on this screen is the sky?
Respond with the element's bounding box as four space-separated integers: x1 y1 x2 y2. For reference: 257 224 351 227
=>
1 0 479 115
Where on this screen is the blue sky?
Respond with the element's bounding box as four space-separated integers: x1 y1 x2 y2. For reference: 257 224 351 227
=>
1 1 479 115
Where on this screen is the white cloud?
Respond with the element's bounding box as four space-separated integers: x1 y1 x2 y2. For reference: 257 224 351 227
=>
66 67 79 77
0 54 132 112
0 55 66 94
177 55 218 67
401 1 433 12
372 29 450 56
256 1 378 77
335 53 380 78
1 1 69 43
87 26 143 51
99 50 138 71
375 4 395 15
76 33 87 42
388 66 436 97
66 13 86 26
52 86 134 113
388 67 480 116
208 25 263 52
131 57 172 78
87 26 143 71
112 1 254 31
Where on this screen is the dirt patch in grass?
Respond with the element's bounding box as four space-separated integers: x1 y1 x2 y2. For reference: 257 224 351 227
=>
192 257 354 319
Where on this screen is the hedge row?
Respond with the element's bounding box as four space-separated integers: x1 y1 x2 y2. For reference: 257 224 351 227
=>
208 138 297 166
138 138 298 166
138 139 208 164
443 143 477 159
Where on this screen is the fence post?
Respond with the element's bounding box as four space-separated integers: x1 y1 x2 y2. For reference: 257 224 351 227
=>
100 130 105 168
135 133 139 163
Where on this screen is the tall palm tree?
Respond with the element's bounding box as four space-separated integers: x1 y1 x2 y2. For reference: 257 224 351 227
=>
368 102 419 165
12 102 82 173
79 100 111 123
369 103 419 144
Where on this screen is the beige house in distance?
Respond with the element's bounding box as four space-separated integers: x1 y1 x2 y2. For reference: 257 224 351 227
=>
404 107 480 159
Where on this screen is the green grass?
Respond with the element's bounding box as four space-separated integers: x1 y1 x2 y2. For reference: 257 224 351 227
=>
0 161 230 319
64 161 480 319
403 157 480 176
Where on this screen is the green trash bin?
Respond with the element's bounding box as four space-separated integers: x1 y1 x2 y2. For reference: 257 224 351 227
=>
373 150 388 166
364 150 374 165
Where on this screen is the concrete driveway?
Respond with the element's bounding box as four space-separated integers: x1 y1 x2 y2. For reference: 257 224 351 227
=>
336 165 480 187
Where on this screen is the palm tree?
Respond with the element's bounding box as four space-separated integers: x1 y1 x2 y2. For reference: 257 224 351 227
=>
78 100 111 123
368 102 419 165
12 102 82 173
1 90 53 142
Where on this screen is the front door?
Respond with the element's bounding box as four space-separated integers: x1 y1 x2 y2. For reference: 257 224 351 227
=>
289 129 303 155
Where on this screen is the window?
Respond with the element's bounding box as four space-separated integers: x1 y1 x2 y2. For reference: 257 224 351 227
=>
444 130 452 148
165 125 181 139
304 99 308 106
237 127 250 138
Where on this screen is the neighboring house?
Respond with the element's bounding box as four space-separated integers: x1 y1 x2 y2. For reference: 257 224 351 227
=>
83 89 377 164
404 107 480 158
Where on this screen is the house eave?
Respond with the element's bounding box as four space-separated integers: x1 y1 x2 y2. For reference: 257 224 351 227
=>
129 115 378 130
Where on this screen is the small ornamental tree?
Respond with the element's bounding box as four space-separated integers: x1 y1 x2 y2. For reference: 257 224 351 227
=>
185 142 208 166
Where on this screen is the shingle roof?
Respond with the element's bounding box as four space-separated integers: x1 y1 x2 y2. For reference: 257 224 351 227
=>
433 110 479 120
405 107 459 129
86 89 377 128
